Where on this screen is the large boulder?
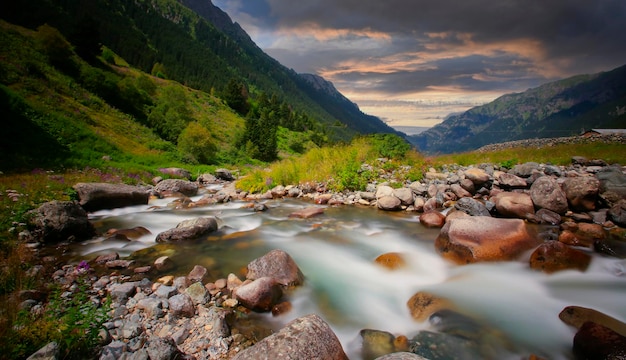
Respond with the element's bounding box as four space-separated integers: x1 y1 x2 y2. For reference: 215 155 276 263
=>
529 176 568 215
596 166 626 199
529 241 591 273
464 168 490 185
155 217 218 242
246 249 304 287
559 306 626 337
158 167 191 179
28 201 95 243
419 211 446 228
435 216 540 264
497 173 527 188
608 199 626 227
154 179 198 197
231 314 348 360
573 322 626 360
492 192 535 219
234 277 283 312
73 182 149 212
562 176 600 211
393 188 414 206
454 197 490 217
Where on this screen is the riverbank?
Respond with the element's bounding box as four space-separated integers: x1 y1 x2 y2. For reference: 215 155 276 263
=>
18 152 626 359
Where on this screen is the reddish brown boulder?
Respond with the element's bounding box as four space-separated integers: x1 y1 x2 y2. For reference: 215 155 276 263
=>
573 322 626 360
493 192 535 219
288 207 325 219
407 291 454 321
497 173 528 188
435 216 540 264
246 249 305 287
234 277 283 312
419 211 446 228
529 241 591 273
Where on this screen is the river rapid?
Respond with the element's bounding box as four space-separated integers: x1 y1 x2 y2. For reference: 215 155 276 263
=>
62 189 626 360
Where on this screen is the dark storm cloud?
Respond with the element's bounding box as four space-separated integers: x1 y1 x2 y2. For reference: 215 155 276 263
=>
213 0 626 126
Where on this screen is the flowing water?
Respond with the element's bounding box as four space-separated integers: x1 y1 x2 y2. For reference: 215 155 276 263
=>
60 189 626 359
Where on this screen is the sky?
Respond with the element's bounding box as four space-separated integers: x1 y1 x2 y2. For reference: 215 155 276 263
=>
213 0 626 132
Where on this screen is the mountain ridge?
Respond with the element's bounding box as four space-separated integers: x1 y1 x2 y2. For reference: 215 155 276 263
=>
409 64 626 154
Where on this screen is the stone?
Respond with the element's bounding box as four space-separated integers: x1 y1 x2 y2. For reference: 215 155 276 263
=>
169 294 195 318
530 176 568 215
435 216 540 264
535 209 562 225
73 183 149 212
573 322 626 360
594 237 626 259
215 168 235 181
95 253 120 264
563 176 600 211
231 314 348 360
374 353 429 360
109 282 138 302
26 341 59 360
608 200 626 227
360 329 396 359
246 249 305 287
409 330 480 359
464 168 490 185
154 256 174 271
197 173 218 184
510 162 540 177
459 178 475 194
154 179 199 197
288 207 325 219
450 184 471 199
377 196 402 211
493 192 535 219
559 306 626 336
374 252 407 270
105 260 133 269
271 301 293 316
454 197 490 217
187 265 208 283
105 226 151 240
136 298 164 319
393 188 414 206
145 336 184 360
497 173 528 188
185 281 209 305
27 201 95 243
597 166 626 199
158 167 191 179
376 185 395 198
235 277 283 312
154 285 177 299
407 291 454 322
529 241 592 273
419 211 446 228
155 217 218 242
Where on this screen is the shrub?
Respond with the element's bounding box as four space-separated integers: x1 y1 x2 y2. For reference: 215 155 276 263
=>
177 122 216 164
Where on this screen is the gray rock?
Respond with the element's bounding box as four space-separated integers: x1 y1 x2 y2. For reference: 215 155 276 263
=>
187 265 208 283
497 173 527 188
136 298 164 319
26 341 59 360
145 336 184 360
185 282 209 305
154 179 198 197
73 183 150 212
393 188 414 206
246 249 305 287
197 173 218 184
454 197 490 217
155 217 218 242
608 200 626 227
231 314 348 360
377 196 402 211
597 166 626 199
154 285 178 299
28 201 95 243
215 168 235 181
510 162 540 177
563 176 600 211
109 282 138 302
530 176 569 215
158 167 191 179
235 277 283 312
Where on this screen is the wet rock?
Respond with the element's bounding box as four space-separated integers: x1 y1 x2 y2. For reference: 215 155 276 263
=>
559 306 626 336
563 176 600 211
271 301 293 316
245 249 305 287
73 183 150 212
454 197 490 217
530 176 568 215
95 253 120 264
28 201 95 243
145 336 185 360
231 314 348 360
407 291 454 322
154 179 198 197
154 256 174 271
419 211 446 228
594 237 626 259
288 207 325 219
105 226 151 240
155 217 218 242
435 216 540 264
360 329 396 360
529 241 592 273
197 173 218 184
374 353 428 360
409 330 480 360
187 265 208 283
378 196 402 211
158 167 191 179
535 209 562 225
234 277 283 312
374 252 407 270
573 322 626 360
493 192 535 219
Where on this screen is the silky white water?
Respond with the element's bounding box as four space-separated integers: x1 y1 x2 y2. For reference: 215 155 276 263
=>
65 195 626 360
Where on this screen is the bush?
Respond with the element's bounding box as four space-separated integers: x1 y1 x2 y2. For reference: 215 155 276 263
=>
177 122 216 164
369 133 411 159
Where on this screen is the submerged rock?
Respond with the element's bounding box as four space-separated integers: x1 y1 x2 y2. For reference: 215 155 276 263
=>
155 217 218 242
529 241 591 273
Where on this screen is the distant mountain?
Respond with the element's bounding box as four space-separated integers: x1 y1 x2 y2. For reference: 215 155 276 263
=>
409 64 626 154
298 73 402 135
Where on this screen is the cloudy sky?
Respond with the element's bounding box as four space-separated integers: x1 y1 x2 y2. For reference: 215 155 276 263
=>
213 0 626 131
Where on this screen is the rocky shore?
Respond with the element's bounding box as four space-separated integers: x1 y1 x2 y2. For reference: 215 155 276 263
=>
21 156 626 359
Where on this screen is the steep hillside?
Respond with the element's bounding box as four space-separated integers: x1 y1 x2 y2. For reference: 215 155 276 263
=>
410 64 626 154
0 0 398 141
